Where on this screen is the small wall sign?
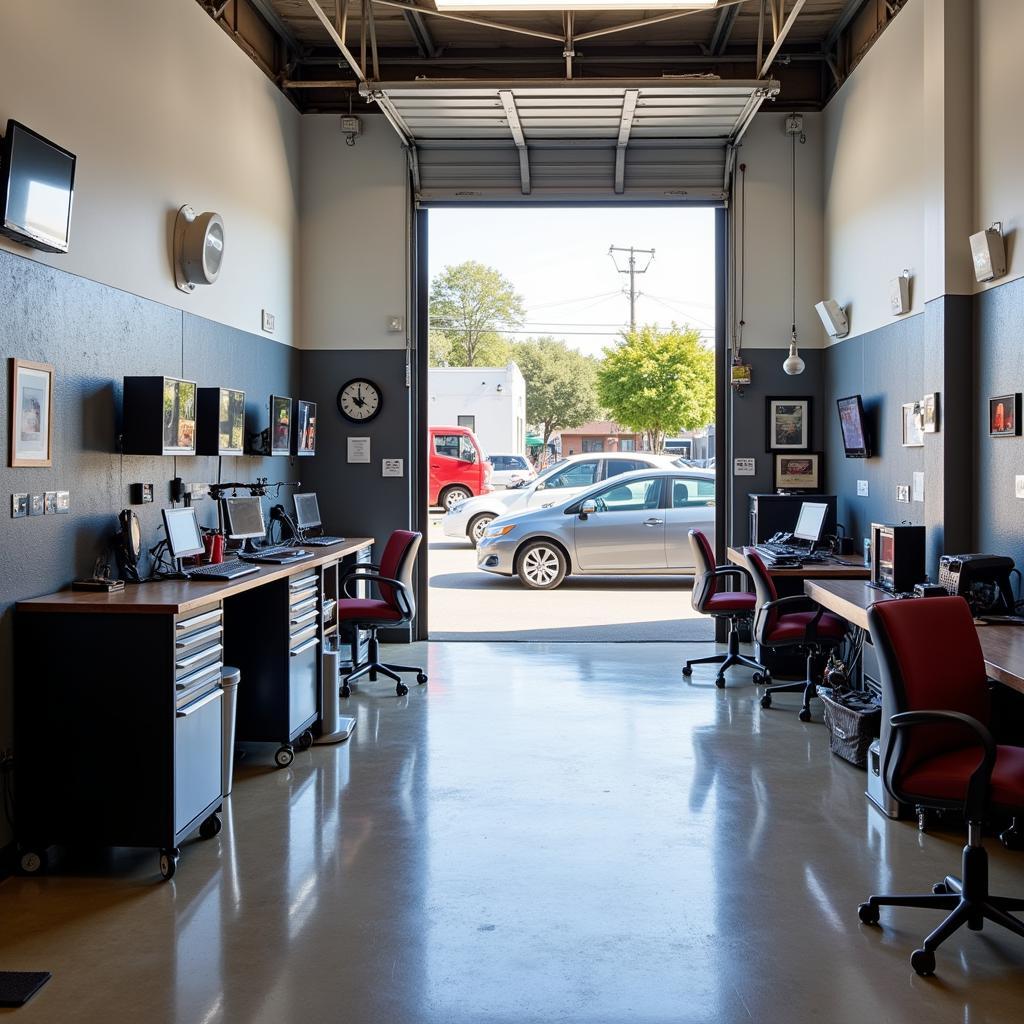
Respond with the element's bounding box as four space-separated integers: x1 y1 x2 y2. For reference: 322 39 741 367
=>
347 437 371 463
734 457 756 476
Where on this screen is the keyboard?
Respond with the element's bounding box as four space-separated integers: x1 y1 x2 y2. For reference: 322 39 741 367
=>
185 559 259 580
301 535 346 546
241 548 313 565
252 545 299 557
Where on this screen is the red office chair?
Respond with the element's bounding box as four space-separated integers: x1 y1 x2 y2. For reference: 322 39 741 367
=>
337 530 427 698
858 597 1024 976
682 530 767 687
743 550 847 721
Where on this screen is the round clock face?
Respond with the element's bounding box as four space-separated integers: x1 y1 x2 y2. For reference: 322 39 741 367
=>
337 378 382 423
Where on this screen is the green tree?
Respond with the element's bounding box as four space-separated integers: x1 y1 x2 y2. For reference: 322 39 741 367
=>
428 330 454 368
513 337 601 447
596 323 715 452
429 261 524 366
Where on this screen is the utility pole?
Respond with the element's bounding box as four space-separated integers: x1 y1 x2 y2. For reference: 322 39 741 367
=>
608 245 655 331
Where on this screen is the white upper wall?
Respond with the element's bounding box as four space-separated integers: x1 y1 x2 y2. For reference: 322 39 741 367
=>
0 0 300 344
300 113 408 351
823 0 926 342
734 111 825 349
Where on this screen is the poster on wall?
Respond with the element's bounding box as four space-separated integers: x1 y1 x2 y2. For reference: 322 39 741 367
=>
765 397 811 452
9 358 54 467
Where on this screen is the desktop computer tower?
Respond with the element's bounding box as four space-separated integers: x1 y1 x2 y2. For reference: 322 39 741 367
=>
748 493 838 545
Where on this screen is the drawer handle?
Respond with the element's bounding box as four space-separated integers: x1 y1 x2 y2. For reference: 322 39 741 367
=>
290 637 320 657
176 688 222 717
175 625 223 648
175 643 224 670
176 664 223 691
176 608 222 631
289 610 319 627
289 577 318 591
290 598 318 615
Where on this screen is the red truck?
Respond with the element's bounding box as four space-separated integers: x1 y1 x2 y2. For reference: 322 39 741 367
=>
429 425 493 510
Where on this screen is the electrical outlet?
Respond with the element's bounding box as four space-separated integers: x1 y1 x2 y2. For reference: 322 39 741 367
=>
261 309 276 334
857 480 869 497
43 491 58 514
55 490 70 513
29 494 44 516
1016 475 1024 499
896 484 910 503
11 493 28 518
188 482 210 500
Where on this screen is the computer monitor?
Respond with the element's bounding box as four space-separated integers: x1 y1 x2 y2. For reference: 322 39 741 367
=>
793 502 828 546
223 496 266 541
293 492 321 531
162 506 205 560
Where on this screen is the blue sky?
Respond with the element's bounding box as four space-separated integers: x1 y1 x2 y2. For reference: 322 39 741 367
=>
428 206 716 358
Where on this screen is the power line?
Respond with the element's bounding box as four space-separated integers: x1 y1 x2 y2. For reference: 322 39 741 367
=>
608 245 655 331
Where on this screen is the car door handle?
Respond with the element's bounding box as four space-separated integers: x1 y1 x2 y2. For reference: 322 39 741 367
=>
643 518 664 526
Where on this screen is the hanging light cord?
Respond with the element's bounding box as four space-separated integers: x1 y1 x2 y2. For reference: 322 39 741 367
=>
791 130 797 342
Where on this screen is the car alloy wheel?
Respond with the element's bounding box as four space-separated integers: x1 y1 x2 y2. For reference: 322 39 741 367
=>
469 514 495 545
518 542 567 589
443 487 471 510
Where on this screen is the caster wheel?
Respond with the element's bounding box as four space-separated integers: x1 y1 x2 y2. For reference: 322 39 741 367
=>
760 693 772 709
911 948 936 976
274 745 295 768
19 848 48 875
417 673 428 686
296 729 314 752
932 882 950 895
752 672 763 685
199 813 222 840
798 707 812 723
682 665 693 677
341 684 351 699
159 848 180 881
1000 828 1024 851
396 682 409 697
858 902 879 926
715 675 726 689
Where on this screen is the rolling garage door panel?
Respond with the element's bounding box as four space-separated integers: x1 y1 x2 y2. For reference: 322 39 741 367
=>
362 79 779 203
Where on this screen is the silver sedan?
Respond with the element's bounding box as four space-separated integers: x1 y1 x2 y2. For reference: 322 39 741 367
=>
476 468 716 589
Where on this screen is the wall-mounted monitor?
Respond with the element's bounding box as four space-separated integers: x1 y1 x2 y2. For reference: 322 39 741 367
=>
270 394 291 455
293 399 317 456
122 376 197 456
837 394 871 459
197 386 245 456
0 119 76 253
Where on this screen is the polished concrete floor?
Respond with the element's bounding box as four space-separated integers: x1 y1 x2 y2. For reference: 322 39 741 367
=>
3 641 1024 1022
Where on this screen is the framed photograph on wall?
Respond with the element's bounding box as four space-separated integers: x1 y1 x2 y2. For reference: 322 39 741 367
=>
989 393 1021 436
9 358 54 467
765 396 811 451
773 452 821 492
921 392 940 433
902 402 924 447
270 394 292 455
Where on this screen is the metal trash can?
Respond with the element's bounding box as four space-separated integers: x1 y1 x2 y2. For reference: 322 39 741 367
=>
220 666 241 796
316 638 356 745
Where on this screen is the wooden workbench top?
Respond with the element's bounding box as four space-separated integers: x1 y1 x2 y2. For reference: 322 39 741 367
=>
728 546 870 579
17 538 374 616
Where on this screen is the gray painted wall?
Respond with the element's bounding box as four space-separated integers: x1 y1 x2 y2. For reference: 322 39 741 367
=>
0 248 301 852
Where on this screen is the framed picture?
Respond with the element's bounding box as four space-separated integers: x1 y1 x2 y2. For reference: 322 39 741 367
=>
921 392 940 433
294 399 317 456
774 452 821 491
270 394 291 455
989 393 1021 437
902 402 924 447
765 396 811 451
9 358 54 467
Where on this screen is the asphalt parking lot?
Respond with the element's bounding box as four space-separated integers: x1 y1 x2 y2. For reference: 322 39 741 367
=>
425 516 712 642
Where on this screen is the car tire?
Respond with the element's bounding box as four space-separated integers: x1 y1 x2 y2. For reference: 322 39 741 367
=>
441 486 472 511
517 540 568 590
468 513 495 546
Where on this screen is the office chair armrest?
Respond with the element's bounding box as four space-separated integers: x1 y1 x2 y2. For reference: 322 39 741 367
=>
341 571 413 618
709 566 754 589
888 710 997 821
754 594 827 643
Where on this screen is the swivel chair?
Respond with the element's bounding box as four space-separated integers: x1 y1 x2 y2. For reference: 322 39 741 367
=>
743 550 847 721
858 596 1024 976
337 530 427 698
682 530 767 687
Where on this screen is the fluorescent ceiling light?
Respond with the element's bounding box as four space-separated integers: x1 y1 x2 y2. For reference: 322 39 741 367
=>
435 2 718 10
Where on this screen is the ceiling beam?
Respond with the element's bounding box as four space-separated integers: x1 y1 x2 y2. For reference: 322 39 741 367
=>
498 90 530 195
371 0 563 43
758 0 807 77
402 8 437 58
249 0 304 56
575 0 746 43
710 3 742 56
614 88 638 195
823 0 871 52
305 0 365 80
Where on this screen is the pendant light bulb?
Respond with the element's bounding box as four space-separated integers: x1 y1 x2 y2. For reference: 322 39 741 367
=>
783 339 805 376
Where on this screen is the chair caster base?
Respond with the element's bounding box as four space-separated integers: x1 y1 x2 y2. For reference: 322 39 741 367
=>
715 675 726 688
760 693 772 709
911 948 936 976
396 682 409 697
858 901 880 926
682 665 693 677
798 707 812 723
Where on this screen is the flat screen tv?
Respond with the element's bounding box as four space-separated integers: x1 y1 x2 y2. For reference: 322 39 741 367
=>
837 394 871 458
0 120 76 253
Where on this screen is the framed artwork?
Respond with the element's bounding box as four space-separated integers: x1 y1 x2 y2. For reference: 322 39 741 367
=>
294 399 317 456
902 402 924 447
989 393 1021 437
774 452 821 492
9 358 54 467
921 392 940 433
765 396 811 451
270 394 291 455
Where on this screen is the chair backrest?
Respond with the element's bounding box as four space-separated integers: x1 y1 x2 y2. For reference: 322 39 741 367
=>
378 530 422 620
743 550 779 645
688 530 717 612
867 597 991 794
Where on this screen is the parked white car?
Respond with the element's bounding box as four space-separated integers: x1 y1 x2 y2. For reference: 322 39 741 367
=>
487 453 537 489
444 451 693 545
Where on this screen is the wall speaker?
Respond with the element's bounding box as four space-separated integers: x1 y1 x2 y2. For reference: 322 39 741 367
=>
889 272 910 316
969 224 1006 283
815 298 849 338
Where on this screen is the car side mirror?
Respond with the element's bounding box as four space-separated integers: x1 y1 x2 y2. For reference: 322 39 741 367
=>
578 499 597 521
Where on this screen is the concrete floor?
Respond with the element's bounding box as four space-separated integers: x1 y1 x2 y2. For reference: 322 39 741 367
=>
427 519 711 641
3 641 1024 1022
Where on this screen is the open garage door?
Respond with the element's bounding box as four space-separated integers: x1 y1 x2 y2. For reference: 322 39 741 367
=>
361 78 779 203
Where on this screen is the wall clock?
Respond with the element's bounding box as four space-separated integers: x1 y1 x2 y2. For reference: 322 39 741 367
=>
337 378 382 423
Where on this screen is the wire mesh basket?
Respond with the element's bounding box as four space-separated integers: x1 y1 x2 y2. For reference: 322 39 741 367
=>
818 687 881 768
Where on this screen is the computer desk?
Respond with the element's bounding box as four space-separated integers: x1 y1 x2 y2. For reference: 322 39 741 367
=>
14 537 373 878
727 546 871 581
804 578 1024 697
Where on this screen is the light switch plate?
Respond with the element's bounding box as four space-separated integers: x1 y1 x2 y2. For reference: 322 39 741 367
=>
896 484 910 503
857 480 869 497
43 491 58 514
55 490 70 513
1016 475 1024 499
11 493 28 518
29 494 44 516
261 309 276 333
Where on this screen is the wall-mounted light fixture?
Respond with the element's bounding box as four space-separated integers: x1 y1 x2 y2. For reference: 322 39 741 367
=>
174 205 225 293
815 298 849 339
969 222 1006 283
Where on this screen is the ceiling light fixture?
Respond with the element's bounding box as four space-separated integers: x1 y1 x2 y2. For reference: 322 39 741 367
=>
435 2 717 10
